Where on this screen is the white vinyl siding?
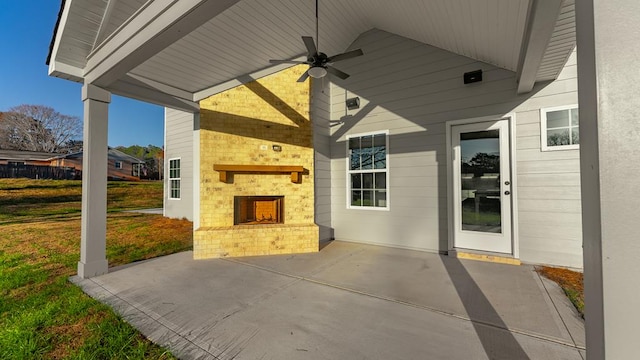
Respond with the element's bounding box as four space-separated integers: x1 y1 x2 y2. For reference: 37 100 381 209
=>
312 81 333 241
515 51 582 267
164 108 195 220
329 30 581 268
169 158 181 199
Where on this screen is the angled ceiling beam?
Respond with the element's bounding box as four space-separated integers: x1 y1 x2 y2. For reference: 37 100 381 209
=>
193 57 307 101
109 79 199 113
516 0 564 94
124 74 194 102
84 0 240 87
92 0 118 50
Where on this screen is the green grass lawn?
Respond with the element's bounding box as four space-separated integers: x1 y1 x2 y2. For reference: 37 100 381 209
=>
0 179 164 223
0 179 192 359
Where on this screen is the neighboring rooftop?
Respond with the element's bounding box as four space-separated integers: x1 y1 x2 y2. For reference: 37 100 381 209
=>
52 147 145 164
0 149 61 161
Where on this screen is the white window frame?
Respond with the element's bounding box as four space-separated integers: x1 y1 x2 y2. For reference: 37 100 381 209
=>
168 158 181 200
114 161 123 169
346 130 390 210
540 104 579 151
132 163 142 177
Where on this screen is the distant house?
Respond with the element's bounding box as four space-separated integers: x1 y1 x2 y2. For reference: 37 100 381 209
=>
0 149 75 179
0 149 61 166
0 148 144 180
52 148 145 181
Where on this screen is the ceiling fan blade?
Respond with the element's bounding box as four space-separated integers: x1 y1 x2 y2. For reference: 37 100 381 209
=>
327 66 349 80
327 49 364 63
297 70 310 82
269 59 307 64
302 36 317 57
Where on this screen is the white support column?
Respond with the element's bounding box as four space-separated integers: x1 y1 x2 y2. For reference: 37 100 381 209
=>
576 1 640 358
78 84 111 278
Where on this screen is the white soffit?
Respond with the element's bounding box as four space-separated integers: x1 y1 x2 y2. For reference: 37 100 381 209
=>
130 0 532 95
53 0 105 69
93 0 148 47
536 0 576 82
50 0 576 101
350 0 530 71
130 0 371 94
48 0 146 81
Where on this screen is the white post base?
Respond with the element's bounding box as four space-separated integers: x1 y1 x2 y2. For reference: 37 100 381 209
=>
78 259 109 278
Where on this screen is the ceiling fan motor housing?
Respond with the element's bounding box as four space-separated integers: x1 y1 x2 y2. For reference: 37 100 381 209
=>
309 52 329 66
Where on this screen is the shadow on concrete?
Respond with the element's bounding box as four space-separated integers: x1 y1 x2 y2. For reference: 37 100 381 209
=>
443 256 530 360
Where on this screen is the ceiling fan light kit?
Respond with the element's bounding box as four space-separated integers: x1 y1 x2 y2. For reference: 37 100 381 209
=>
308 66 328 78
269 0 363 82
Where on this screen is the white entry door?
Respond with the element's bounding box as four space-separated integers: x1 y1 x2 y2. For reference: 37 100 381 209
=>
452 120 512 254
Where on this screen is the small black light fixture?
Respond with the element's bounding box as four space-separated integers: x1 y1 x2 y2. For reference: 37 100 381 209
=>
346 97 360 110
463 69 483 84
272 144 282 152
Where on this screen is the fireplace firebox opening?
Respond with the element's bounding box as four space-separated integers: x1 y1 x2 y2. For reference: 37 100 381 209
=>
234 196 284 225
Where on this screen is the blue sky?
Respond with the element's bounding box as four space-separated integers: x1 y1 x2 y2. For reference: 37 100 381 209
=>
0 1 164 148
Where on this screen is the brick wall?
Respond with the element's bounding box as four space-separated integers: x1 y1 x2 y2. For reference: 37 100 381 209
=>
195 65 319 258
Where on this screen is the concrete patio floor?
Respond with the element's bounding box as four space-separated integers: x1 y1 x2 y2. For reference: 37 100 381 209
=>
71 241 585 360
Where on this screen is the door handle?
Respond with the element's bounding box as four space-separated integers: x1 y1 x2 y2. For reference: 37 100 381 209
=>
504 181 510 185
504 191 511 195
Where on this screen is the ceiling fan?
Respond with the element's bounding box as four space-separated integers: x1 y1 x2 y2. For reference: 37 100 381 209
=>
269 0 364 82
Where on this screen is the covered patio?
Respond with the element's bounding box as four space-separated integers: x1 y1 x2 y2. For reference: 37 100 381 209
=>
48 0 640 358
72 241 585 359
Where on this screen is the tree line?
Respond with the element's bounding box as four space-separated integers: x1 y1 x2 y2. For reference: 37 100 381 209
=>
0 104 82 153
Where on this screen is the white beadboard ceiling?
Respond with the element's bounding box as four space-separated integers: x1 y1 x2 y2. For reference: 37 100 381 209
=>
49 0 576 107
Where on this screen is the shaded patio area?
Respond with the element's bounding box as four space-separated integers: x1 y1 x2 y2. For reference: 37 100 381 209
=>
72 241 584 359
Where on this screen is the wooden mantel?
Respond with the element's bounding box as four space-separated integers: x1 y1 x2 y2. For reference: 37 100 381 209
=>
213 164 305 183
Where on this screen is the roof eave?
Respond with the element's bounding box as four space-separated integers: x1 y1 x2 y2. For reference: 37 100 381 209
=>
49 62 84 83
46 0 86 83
45 0 69 65
46 0 67 66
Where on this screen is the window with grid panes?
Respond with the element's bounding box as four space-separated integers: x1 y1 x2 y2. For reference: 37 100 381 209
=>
541 105 579 151
169 158 181 199
347 133 388 208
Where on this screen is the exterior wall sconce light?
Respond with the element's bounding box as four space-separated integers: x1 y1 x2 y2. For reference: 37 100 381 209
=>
346 97 360 110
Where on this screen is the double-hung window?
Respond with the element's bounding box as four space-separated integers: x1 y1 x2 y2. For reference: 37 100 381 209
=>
347 132 388 209
169 158 181 199
541 105 579 151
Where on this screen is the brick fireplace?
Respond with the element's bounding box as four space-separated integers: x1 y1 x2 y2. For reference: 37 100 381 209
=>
193 65 319 259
